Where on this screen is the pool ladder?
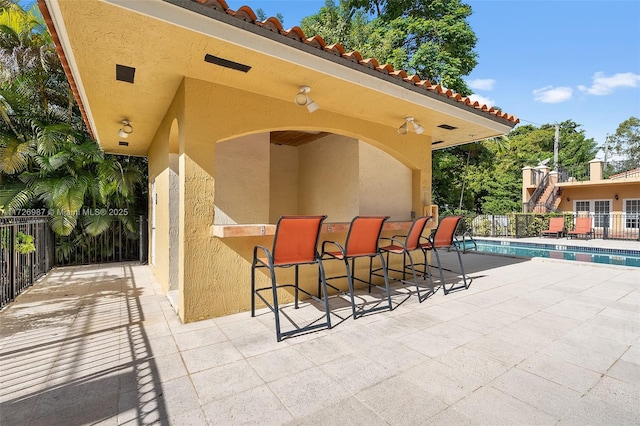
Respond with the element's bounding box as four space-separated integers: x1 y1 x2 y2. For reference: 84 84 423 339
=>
454 231 477 253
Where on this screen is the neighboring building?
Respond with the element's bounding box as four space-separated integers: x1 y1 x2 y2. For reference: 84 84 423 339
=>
523 160 640 239
40 0 518 322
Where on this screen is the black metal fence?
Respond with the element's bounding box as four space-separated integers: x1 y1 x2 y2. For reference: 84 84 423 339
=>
1 216 148 310
468 213 640 240
55 217 146 266
1 216 55 309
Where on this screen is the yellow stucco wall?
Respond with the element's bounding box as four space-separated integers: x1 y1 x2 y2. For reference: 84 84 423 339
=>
214 133 270 224
215 133 412 224
148 78 434 322
299 134 360 221
269 144 299 222
147 122 170 293
359 142 413 220
556 182 640 213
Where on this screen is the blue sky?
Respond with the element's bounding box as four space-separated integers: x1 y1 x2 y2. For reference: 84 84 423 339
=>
226 0 640 150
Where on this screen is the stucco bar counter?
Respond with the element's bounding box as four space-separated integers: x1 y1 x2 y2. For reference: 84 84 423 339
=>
211 220 426 238
209 220 435 317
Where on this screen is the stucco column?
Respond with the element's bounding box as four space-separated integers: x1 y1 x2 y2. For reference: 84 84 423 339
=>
178 145 216 322
413 142 432 217
535 165 550 183
590 158 603 181
177 80 218 322
522 166 533 204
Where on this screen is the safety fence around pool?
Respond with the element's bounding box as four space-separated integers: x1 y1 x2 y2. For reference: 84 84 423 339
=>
462 213 640 241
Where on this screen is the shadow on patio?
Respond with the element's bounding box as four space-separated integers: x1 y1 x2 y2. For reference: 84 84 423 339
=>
0 263 169 425
1 252 639 425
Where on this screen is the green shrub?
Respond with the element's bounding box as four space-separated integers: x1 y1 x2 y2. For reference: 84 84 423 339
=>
15 232 36 254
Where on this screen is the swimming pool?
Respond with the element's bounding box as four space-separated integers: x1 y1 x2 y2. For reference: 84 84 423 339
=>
468 239 640 267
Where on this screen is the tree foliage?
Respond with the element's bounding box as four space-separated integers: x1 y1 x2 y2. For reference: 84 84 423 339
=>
0 1 146 237
255 8 285 25
301 0 478 94
299 1 601 215
434 121 598 215
606 116 640 170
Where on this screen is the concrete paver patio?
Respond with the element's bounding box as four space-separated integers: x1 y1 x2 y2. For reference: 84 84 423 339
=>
1 251 639 425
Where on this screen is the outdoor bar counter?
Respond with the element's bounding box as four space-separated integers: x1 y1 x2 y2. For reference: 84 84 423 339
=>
211 219 433 238
205 217 438 320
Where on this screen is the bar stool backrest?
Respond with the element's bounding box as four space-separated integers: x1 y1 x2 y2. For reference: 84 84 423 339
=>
432 215 462 248
404 216 430 250
272 215 327 265
344 216 390 256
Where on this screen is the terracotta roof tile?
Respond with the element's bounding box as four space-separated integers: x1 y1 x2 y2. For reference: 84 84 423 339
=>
325 43 345 57
305 35 326 49
261 17 283 33
284 27 305 42
238 6 260 21
608 167 640 180
343 51 363 63
189 0 518 125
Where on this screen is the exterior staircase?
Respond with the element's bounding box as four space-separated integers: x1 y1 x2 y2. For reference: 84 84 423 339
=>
534 183 561 213
526 171 562 213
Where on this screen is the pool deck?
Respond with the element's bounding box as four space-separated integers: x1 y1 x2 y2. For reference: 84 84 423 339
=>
1 250 639 425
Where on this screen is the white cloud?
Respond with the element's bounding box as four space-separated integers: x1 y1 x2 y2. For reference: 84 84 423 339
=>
533 86 573 103
467 78 496 91
578 72 640 95
467 94 495 107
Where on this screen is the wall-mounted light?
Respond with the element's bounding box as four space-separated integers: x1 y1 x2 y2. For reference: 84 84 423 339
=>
615 194 619 200
566 197 570 202
294 86 319 113
118 119 133 138
398 120 408 135
398 117 424 135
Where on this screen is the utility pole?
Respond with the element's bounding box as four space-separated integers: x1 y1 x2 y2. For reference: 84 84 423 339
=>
554 124 559 172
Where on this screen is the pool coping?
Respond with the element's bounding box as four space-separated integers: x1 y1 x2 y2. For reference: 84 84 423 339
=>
473 238 640 257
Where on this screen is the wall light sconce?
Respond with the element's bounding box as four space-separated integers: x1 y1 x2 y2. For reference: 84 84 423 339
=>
294 86 319 113
566 197 570 202
615 194 619 200
398 117 424 135
118 119 133 138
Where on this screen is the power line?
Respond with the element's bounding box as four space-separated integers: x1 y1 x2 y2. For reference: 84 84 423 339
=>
517 118 544 126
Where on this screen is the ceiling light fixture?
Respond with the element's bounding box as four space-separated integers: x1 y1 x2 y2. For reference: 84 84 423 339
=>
118 119 133 139
397 121 408 135
398 117 424 135
294 86 319 113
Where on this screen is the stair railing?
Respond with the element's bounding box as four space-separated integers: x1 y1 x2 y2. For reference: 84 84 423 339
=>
526 172 550 212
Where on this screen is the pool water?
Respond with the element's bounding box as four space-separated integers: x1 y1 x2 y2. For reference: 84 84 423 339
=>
468 239 640 268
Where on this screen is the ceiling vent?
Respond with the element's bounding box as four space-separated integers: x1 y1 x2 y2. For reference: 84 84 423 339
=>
204 54 251 73
437 124 457 130
116 64 136 83
118 141 129 146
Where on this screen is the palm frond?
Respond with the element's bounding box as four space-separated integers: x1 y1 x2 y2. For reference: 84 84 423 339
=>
118 212 139 237
71 140 103 162
33 121 70 156
0 135 33 173
0 184 34 211
81 212 113 236
62 183 86 213
49 213 77 236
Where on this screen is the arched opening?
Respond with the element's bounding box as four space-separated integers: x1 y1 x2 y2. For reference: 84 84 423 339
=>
213 130 413 225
